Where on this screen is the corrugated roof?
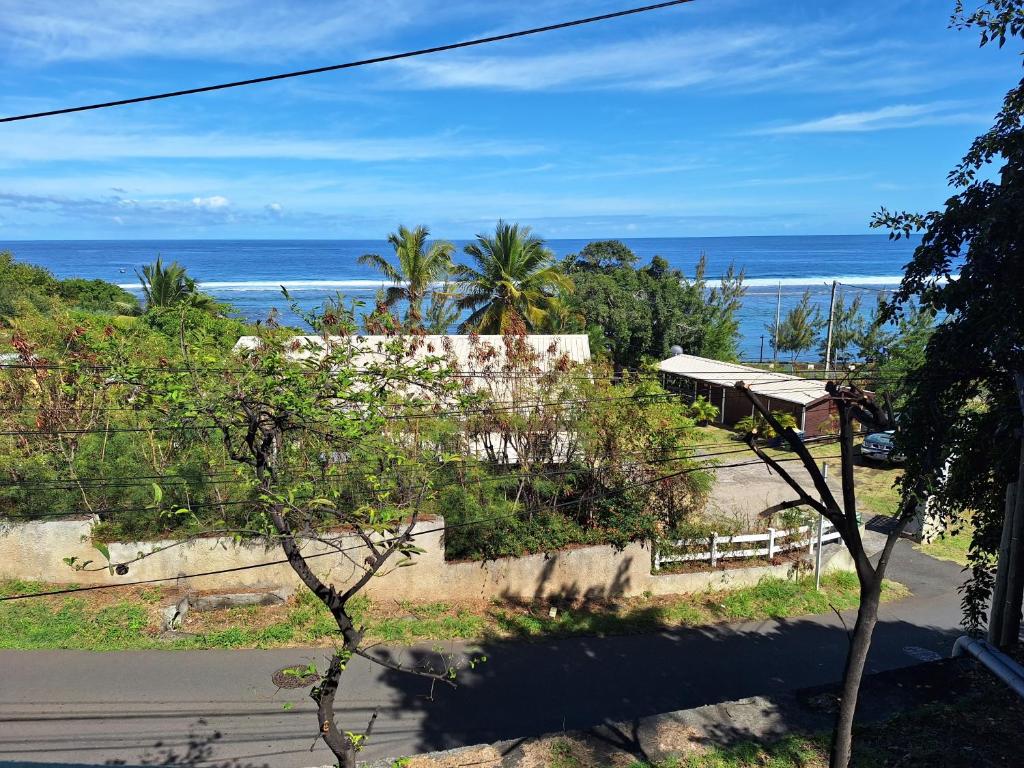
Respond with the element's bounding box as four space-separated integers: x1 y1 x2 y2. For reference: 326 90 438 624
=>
658 353 830 407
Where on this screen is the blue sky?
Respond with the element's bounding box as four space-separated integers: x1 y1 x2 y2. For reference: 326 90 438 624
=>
0 0 1017 239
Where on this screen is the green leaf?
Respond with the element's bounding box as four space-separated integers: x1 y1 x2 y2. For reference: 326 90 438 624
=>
93 541 111 563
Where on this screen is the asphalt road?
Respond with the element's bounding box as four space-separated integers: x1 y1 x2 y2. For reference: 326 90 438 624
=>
0 541 966 768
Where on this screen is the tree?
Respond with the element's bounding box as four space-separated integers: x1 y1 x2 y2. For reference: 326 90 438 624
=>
871 0 1024 637
563 262 652 369
734 410 797 440
856 303 936 412
668 255 745 361
57 278 140 315
424 278 461 333
0 251 60 321
563 246 745 369
137 257 214 312
454 221 572 333
818 292 864 365
132 308 472 767
767 290 822 366
687 395 720 426
441 334 710 557
735 383 918 768
568 239 638 271
358 225 455 329
853 297 897 365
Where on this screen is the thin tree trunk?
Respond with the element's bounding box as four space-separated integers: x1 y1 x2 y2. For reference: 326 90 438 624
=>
830 577 882 768
317 650 357 767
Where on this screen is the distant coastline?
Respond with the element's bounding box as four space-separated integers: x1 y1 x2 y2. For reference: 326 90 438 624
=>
1 234 923 359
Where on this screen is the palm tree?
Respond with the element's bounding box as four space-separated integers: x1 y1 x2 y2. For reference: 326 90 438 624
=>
454 221 573 334
425 279 461 333
357 225 455 329
136 257 214 312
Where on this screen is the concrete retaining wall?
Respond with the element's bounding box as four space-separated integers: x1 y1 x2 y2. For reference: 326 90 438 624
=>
0 516 852 601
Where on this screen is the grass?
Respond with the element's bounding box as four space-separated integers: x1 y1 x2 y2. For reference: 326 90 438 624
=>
853 462 902 519
0 571 908 651
916 520 973 567
669 737 825 768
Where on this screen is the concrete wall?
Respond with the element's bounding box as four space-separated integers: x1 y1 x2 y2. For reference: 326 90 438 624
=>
0 516 852 601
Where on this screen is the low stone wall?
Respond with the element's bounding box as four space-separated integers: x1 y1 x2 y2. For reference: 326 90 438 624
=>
0 516 852 601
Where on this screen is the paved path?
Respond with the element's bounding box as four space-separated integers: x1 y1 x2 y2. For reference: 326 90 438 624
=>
0 541 966 768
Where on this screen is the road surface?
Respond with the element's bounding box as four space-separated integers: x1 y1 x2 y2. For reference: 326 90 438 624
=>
0 541 965 767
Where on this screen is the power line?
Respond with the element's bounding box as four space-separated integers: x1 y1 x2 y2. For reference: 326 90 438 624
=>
0 452 837 603
0 430 853 494
0 1 696 124
0 438 747 490
0 442 772 519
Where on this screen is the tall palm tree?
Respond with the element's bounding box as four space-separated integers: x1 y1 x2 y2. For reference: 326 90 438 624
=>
136 257 213 312
454 221 572 334
357 225 455 329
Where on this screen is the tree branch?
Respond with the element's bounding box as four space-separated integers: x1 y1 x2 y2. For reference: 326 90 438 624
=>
742 432 831 519
736 381 842 512
352 648 457 687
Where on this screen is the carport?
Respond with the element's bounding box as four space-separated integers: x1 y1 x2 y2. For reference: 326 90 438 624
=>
658 353 835 437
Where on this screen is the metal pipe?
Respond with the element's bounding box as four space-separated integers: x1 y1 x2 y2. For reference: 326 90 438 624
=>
952 635 1024 699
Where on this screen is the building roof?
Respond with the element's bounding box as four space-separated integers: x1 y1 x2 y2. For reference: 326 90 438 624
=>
233 334 591 403
234 334 590 368
658 353 830 407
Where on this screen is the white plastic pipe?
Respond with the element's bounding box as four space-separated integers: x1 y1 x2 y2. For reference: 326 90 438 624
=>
952 635 1024 699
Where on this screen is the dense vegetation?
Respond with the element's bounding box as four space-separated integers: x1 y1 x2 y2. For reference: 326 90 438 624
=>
360 228 748 369
561 242 746 368
871 0 1024 632
0 249 713 561
0 253 140 320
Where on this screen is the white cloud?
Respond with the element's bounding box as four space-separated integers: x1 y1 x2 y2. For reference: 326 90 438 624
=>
390 25 937 96
0 124 544 164
192 195 230 210
395 30 793 92
0 0 443 63
749 102 984 135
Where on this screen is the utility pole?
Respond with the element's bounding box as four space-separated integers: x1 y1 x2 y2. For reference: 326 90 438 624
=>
773 282 781 366
823 280 838 377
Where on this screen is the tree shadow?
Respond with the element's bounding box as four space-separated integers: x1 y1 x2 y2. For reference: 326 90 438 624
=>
99 719 269 767
356 610 964 763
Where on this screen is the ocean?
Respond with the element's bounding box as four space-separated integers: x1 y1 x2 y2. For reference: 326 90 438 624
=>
1 235 921 360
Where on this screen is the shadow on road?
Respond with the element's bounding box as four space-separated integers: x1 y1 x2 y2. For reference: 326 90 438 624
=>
0 718 270 768
359 609 962 759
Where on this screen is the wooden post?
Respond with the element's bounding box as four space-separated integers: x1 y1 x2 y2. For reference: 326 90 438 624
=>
999 456 1024 648
710 533 718 567
989 483 1016 644
999 372 1024 648
768 527 776 559
654 547 661 572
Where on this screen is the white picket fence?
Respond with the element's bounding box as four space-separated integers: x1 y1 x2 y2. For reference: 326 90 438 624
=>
654 518 841 570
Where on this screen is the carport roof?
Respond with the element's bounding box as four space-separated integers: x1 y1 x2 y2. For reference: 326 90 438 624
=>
659 353 830 407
